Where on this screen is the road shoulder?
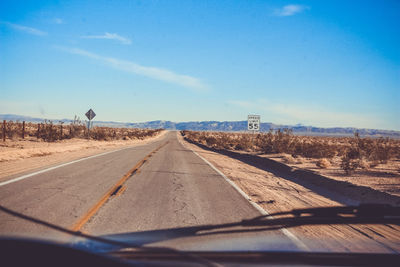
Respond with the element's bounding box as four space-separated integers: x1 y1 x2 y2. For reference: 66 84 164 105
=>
177 132 400 253
0 130 167 182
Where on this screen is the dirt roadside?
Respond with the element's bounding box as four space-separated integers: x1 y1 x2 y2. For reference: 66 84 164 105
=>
268 153 400 198
178 132 400 253
0 130 167 181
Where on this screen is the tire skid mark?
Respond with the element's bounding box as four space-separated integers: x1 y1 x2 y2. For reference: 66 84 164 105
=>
347 225 398 253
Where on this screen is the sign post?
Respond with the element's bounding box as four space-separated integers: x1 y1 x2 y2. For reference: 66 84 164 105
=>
85 108 96 138
247 115 260 134
248 115 260 146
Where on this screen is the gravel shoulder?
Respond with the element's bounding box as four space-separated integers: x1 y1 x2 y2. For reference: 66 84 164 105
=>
267 154 400 198
178 133 400 253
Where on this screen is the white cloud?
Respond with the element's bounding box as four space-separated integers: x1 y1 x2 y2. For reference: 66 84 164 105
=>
81 32 132 45
53 18 64 24
274 4 309 17
58 47 207 91
227 99 379 129
1 21 47 36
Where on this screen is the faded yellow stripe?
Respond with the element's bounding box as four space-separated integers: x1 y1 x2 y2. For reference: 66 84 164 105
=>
71 141 168 231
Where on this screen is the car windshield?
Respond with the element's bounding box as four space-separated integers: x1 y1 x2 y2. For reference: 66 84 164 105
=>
1 0 399 259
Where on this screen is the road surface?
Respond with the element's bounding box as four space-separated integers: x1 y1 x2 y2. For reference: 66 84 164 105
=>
0 131 298 250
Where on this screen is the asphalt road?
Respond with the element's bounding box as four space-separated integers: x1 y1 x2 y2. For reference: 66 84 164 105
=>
0 131 295 250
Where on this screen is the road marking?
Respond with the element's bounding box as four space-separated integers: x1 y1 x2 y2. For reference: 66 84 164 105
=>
71 141 168 231
0 132 169 187
0 146 135 187
115 186 127 197
178 134 310 251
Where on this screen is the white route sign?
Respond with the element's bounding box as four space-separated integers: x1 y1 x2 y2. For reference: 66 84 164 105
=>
85 109 96 121
248 115 260 131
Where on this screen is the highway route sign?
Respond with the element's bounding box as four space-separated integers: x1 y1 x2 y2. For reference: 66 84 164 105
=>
85 109 96 121
248 115 260 131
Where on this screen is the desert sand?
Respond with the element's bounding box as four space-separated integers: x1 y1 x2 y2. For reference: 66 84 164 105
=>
0 130 166 181
178 133 400 253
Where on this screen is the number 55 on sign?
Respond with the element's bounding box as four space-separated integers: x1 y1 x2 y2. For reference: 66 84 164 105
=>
248 115 260 131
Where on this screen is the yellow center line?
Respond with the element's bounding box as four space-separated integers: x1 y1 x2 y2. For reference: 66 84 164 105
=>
115 186 126 197
71 141 169 232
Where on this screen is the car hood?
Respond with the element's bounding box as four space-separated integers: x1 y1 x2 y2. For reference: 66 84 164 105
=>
72 227 304 253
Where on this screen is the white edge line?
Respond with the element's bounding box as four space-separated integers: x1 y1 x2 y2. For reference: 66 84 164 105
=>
0 131 169 187
0 146 132 187
179 135 310 251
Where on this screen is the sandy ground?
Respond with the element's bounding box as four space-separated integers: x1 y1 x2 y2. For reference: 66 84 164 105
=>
267 154 400 197
0 130 167 181
178 133 400 253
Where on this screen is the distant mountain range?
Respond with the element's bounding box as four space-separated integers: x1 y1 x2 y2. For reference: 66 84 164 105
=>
1 114 399 138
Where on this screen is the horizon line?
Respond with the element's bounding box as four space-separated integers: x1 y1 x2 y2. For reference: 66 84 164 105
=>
0 113 399 132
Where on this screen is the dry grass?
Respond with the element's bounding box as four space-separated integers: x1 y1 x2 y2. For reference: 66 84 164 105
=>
181 130 400 174
316 158 331 169
282 154 296 164
179 133 400 252
1 120 163 142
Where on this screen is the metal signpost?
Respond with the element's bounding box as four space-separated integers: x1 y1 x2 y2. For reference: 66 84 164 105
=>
85 109 96 138
247 115 260 133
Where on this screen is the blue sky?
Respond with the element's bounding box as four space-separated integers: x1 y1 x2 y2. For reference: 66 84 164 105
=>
0 0 399 130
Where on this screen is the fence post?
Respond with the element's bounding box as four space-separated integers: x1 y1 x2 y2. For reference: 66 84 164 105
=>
37 123 40 139
2 120 5 142
60 124 63 139
22 121 25 139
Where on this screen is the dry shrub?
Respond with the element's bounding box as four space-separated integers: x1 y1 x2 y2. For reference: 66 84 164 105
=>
370 140 392 164
205 136 218 147
91 127 162 141
2 117 163 142
354 133 393 163
180 130 400 174
316 158 331 169
369 161 380 168
31 152 52 157
339 133 398 174
33 120 61 142
234 134 253 151
65 116 86 139
358 159 370 169
5 121 19 139
295 156 305 164
282 154 296 164
90 127 108 140
67 124 86 139
340 146 361 175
